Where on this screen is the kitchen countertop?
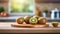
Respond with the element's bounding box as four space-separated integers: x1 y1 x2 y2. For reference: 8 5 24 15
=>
0 22 60 33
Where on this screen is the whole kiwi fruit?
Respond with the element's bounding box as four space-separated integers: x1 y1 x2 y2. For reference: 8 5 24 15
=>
33 15 40 19
38 17 47 24
16 17 24 24
24 16 30 24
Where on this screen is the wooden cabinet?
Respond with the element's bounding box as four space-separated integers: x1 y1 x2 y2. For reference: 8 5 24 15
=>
0 0 8 3
36 0 60 3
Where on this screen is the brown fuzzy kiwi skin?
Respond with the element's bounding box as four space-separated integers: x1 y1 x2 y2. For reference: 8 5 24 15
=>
24 20 30 24
52 24 58 27
16 17 24 24
33 15 40 19
24 16 30 24
38 17 47 25
52 23 59 27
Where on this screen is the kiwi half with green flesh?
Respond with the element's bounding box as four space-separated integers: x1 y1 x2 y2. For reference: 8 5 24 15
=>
16 17 24 24
29 17 38 25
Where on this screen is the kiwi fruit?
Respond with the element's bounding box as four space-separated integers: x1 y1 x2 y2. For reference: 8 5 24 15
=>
33 15 40 19
24 16 30 24
38 17 47 24
52 22 59 27
16 17 24 24
29 17 38 25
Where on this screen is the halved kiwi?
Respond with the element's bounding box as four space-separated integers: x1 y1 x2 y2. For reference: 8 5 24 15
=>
16 17 24 24
29 17 38 25
52 22 59 27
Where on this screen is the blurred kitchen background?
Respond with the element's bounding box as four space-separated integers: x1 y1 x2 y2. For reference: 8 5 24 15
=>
0 0 60 22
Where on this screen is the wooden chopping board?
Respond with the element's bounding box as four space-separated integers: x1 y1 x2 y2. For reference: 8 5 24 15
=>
11 23 49 28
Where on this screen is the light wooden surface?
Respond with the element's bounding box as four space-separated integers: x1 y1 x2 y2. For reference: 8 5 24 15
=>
0 22 60 33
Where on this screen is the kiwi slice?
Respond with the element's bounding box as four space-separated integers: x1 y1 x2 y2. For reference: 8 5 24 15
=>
29 17 38 25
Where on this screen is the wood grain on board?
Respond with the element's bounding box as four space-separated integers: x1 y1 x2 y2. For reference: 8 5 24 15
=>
11 23 49 28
